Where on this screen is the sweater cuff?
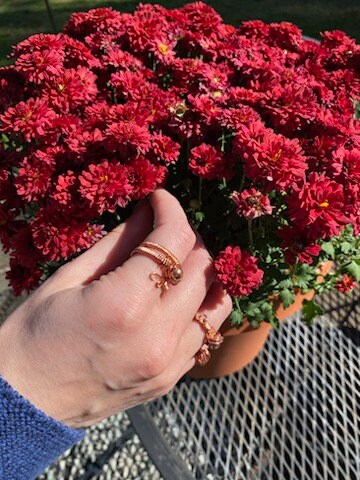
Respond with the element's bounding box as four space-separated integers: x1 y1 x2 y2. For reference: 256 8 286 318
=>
0 376 84 480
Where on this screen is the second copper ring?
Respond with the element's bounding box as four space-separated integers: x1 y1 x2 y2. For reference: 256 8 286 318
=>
194 343 211 366
194 313 224 350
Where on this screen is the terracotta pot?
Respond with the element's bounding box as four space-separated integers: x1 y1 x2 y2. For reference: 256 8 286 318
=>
189 261 333 379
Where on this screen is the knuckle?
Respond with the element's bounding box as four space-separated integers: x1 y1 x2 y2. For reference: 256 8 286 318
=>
137 344 169 380
83 274 143 333
105 300 144 334
81 297 119 337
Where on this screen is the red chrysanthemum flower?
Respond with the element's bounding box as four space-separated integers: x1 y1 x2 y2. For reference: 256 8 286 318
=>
287 173 350 241
335 274 357 294
79 160 133 214
220 106 261 130
83 102 111 130
188 94 222 126
150 132 181 164
214 245 264 297
64 7 125 38
234 122 308 191
189 144 228 180
66 127 104 156
127 157 163 199
103 48 143 70
227 86 266 107
238 20 270 40
148 38 177 62
43 67 98 111
15 49 65 83
78 223 106 250
11 33 65 57
321 30 360 69
180 2 223 36
105 121 151 158
124 5 172 53
31 206 105 261
231 188 273 219
327 146 360 191
62 35 100 69
0 98 57 142
50 171 77 205
278 226 322 265
267 21 303 51
109 70 148 102
6 257 43 296
14 156 55 202
265 84 320 134
8 225 44 269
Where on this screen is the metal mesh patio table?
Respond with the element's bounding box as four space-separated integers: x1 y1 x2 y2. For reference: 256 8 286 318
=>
1 284 359 480
145 302 360 479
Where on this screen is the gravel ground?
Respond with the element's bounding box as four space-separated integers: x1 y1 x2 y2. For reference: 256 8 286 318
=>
0 248 8 291
36 413 164 480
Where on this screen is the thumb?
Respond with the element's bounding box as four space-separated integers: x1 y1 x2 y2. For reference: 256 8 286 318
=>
54 200 154 287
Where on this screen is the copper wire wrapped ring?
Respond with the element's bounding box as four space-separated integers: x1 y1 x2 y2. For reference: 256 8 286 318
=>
194 313 224 350
130 241 183 292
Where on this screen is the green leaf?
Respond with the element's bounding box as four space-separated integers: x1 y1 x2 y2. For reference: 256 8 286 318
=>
244 303 261 318
278 279 293 289
229 309 243 327
353 98 360 120
344 261 360 282
249 318 260 328
293 264 314 290
260 301 273 313
294 276 312 290
194 211 205 224
260 301 277 324
302 300 324 325
279 289 296 308
340 241 353 255
265 254 272 263
269 316 279 328
321 242 335 259
0 133 9 144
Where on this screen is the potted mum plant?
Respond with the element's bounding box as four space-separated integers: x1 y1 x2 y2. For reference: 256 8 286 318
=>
0 3 359 378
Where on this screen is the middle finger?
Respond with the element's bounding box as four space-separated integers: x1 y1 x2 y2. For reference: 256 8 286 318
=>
159 235 216 337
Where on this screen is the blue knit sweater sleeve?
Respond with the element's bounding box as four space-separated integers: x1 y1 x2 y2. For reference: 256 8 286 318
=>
0 376 84 480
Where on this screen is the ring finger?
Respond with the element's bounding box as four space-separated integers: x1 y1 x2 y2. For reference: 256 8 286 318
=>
163 281 232 379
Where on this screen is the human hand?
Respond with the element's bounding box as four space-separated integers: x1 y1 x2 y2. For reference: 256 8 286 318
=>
0 189 232 428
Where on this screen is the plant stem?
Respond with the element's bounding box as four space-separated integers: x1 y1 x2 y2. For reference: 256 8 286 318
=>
248 218 254 250
221 132 226 152
239 166 245 191
198 177 203 208
259 217 265 238
44 0 57 32
234 296 241 311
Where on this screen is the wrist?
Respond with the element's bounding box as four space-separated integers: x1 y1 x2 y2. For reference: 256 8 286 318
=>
0 308 20 379
0 304 35 405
